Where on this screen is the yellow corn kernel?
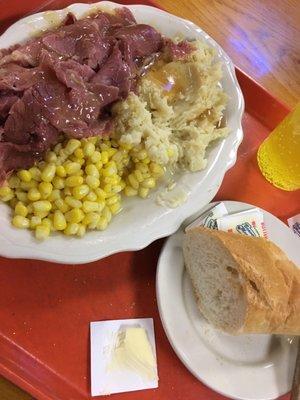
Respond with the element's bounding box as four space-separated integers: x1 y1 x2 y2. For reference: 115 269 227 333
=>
64 223 79 235
96 216 108 231
12 215 29 229
65 196 82 209
20 180 37 191
77 224 86 237
27 203 33 214
141 177 156 189
88 137 98 145
119 142 132 151
85 191 97 202
102 206 112 223
85 164 99 178
83 212 98 226
54 143 62 154
27 188 41 202
84 212 100 229
17 170 32 183
65 162 81 175
55 198 70 213
15 202 28 217
64 187 72 197
65 176 83 187
111 185 123 194
109 202 121 215
10 198 18 209
65 208 84 224
8 175 20 188
133 169 144 183
30 216 42 229
33 200 52 213
128 174 139 190
142 157 151 164
95 160 103 170
124 186 138 197
83 142 95 157
95 188 107 200
41 164 56 182
135 163 149 173
90 151 101 163
0 186 14 201
82 201 99 213
65 139 81 155
45 151 57 163
86 175 100 189
119 180 126 190
35 224 50 240
15 191 27 203
74 148 84 159
102 176 119 185
138 187 149 199
101 150 109 164
107 148 117 158
150 163 164 177
48 189 60 202
29 167 41 181
72 184 89 200
41 218 52 230
106 195 120 206
33 211 49 219
103 183 112 193
53 210 67 231
39 181 53 198
56 165 66 178
102 166 117 177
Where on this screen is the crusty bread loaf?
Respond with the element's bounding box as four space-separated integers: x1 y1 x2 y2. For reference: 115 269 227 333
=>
183 227 300 335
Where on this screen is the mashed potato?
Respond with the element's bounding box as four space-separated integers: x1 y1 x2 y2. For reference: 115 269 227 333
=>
112 40 229 172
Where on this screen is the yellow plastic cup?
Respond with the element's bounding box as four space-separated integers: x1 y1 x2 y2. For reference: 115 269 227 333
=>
257 103 300 191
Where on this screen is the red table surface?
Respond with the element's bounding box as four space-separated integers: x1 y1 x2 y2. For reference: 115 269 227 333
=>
0 1 299 400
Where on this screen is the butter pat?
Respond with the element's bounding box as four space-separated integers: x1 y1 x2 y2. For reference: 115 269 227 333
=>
107 326 157 381
217 208 268 238
90 318 158 396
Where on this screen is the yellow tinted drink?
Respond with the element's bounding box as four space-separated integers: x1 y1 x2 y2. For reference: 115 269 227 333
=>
257 103 300 191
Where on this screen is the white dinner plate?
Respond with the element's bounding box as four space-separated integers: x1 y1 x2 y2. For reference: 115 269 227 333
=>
0 2 244 264
156 201 299 400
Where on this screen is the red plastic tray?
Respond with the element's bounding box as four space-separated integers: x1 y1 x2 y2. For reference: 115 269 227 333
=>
0 1 299 400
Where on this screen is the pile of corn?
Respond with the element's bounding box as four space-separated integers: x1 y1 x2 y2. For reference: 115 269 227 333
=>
0 137 165 240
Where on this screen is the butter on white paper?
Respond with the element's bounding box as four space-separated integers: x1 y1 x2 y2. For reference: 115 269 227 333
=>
185 202 228 231
217 208 268 238
90 318 158 396
288 214 300 237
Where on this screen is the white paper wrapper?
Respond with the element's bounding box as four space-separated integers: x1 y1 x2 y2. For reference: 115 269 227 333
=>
185 202 228 231
287 214 300 237
217 208 268 238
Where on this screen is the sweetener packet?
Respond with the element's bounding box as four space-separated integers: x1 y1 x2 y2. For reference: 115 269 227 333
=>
287 214 300 237
185 202 228 231
216 208 268 238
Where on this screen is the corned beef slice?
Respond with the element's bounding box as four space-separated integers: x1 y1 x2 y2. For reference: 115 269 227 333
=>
0 8 164 182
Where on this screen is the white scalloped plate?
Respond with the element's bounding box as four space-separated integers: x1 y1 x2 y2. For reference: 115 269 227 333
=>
156 201 299 400
0 2 244 264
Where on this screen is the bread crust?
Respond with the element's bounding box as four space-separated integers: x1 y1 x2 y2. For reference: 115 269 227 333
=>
184 227 300 335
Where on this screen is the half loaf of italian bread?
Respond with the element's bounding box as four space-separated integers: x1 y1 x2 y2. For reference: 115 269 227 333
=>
183 227 300 335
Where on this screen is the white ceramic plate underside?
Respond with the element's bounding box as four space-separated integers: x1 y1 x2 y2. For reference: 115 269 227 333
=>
0 2 244 264
156 201 299 400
